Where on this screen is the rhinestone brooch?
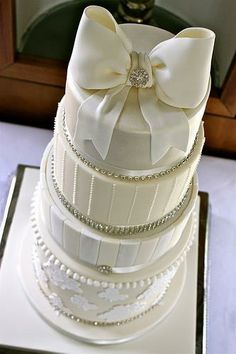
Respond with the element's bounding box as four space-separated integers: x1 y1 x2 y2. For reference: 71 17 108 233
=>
97 265 113 275
129 68 149 88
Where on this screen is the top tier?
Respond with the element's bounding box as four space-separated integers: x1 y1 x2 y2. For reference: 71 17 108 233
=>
64 6 214 173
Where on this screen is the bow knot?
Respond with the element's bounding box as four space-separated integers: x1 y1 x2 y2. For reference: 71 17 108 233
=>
68 6 215 164
127 52 153 88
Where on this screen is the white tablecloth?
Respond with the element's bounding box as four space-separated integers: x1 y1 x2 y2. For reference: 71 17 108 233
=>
0 121 236 354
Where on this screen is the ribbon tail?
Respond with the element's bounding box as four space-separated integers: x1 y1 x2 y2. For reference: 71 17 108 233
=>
139 88 190 164
75 85 131 159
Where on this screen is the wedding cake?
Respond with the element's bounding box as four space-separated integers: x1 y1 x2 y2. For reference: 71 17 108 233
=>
29 5 214 336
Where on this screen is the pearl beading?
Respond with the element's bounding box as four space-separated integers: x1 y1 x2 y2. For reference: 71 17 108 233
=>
30 192 197 288
61 106 199 182
51 154 192 236
31 211 197 327
33 262 169 327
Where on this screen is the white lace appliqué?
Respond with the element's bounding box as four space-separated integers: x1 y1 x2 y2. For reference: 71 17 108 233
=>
43 262 82 293
33 249 48 285
98 302 146 322
98 301 146 321
71 294 97 311
98 269 177 322
137 269 176 302
48 293 64 310
98 288 128 302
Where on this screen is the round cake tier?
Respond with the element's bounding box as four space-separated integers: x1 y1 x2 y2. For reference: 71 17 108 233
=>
53 102 204 227
65 23 210 171
30 199 197 325
37 143 198 270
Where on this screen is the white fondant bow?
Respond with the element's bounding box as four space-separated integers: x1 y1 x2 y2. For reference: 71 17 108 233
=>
68 6 215 163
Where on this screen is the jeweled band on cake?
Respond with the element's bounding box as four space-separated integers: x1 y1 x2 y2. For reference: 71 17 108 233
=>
29 6 215 329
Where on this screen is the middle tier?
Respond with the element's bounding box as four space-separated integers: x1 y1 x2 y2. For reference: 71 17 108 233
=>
37 140 198 271
53 102 204 227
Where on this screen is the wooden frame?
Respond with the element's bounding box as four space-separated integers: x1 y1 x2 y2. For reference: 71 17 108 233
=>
0 0 65 128
0 0 235 153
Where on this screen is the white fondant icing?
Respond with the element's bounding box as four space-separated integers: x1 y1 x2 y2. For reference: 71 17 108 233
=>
36 142 198 270
71 295 97 312
137 268 176 302
30 186 198 324
28 5 215 328
97 302 147 323
53 103 204 227
33 229 189 324
98 288 128 303
67 6 214 164
43 262 82 293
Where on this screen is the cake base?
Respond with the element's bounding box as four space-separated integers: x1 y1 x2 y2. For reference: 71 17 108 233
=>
0 166 205 353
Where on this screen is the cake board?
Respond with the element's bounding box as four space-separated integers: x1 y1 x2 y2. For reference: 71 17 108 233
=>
0 165 208 354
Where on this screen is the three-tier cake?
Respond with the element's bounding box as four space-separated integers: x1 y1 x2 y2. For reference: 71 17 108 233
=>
26 5 215 342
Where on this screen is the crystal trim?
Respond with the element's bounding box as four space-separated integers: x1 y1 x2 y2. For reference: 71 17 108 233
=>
61 106 199 182
51 154 191 236
97 265 113 274
128 68 149 88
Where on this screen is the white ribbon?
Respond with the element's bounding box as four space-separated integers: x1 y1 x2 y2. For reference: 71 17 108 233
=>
68 6 215 163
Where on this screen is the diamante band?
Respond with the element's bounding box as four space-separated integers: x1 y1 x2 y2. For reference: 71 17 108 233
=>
61 106 199 182
51 154 192 236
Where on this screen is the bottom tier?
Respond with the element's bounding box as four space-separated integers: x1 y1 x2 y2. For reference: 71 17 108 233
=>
30 197 198 326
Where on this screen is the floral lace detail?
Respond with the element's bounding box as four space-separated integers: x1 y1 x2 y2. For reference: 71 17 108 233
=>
48 293 64 310
98 288 129 302
43 262 82 293
137 269 176 302
98 302 147 322
71 294 97 311
33 248 48 285
97 272 176 322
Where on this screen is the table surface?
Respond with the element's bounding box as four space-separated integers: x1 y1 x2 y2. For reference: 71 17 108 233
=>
1 121 236 354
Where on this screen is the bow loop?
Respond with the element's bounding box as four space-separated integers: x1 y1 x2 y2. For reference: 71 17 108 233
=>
127 52 153 88
68 6 132 89
150 28 215 108
69 6 215 164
